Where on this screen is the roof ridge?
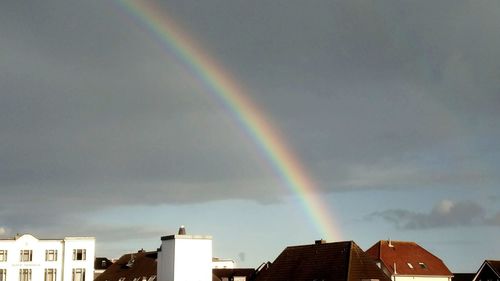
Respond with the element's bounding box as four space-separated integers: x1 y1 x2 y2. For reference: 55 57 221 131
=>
346 241 354 281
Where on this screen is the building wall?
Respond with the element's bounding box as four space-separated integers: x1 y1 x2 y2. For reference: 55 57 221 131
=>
0 234 94 281
62 237 95 281
158 235 212 281
212 259 235 269
157 239 175 281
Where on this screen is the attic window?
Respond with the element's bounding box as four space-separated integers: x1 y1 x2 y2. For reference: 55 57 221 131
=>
419 263 427 269
407 263 413 269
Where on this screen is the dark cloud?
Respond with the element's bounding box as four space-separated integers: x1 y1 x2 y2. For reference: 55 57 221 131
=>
1 0 500 235
367 199 500 229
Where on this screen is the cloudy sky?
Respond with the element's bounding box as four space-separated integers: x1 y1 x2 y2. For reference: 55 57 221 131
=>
1 0 499 272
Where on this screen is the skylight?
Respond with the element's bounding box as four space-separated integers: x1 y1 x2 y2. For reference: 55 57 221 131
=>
407 263 414 269
419 262 427 269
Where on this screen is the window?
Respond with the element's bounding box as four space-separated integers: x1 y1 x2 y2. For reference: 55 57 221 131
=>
20 250 32 262
45 269 56 281
46 250 58 261
0 250 7 262
419 262 427 269
407 263 414 269
72 268 85 281
19 269 32 281
0 269 6 281
73 249 86 261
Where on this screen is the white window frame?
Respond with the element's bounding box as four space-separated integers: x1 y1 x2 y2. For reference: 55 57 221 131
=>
46 249 58 261
20 250 32 262
0 269 6 281
73 249 86 261
72 268 85 281
19 269 32 281
44 268 57 281
0 250 7 262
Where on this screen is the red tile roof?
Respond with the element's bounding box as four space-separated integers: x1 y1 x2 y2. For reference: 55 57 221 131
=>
366 240 452 277
255 240 391 281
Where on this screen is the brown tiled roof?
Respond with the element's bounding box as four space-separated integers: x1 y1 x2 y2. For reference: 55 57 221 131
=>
254 240 391 281
485 260 500 277
452 273 475 281
213 268 256 280
94 251 157 281
366 240 452 277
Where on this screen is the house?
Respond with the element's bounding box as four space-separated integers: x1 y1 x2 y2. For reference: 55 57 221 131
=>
94 250 158 281
254 240 391 281
0 233 95 281
472 260 500 281
366 240 453 281
95 226 244 281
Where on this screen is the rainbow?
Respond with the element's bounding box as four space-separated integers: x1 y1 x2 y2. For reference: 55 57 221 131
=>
115 0 341 241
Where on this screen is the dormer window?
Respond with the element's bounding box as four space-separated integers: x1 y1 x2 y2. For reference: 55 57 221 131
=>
407 263 413 269
419 262 427 269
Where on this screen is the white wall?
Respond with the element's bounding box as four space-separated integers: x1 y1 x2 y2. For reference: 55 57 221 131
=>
174 238 212 281
212 259 235 269
158 234 212 281
63 237 95 281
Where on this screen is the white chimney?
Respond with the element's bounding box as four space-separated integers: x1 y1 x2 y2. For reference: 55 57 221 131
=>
157 226 212 281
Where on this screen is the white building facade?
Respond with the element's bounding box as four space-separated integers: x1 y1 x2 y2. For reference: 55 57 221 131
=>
157 227 212 281
0 234 95 281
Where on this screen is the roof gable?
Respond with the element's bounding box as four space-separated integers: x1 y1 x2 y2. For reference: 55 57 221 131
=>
366 241 452 277
473 260 500 281
485 260 500 278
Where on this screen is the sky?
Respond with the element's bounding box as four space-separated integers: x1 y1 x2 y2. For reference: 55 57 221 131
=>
1 0 499 273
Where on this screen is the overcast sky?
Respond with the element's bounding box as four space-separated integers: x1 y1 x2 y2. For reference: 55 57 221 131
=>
1 0 499 272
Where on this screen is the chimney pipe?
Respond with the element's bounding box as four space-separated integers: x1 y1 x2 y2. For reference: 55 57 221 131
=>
315 239 326 245
178 225 186 235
